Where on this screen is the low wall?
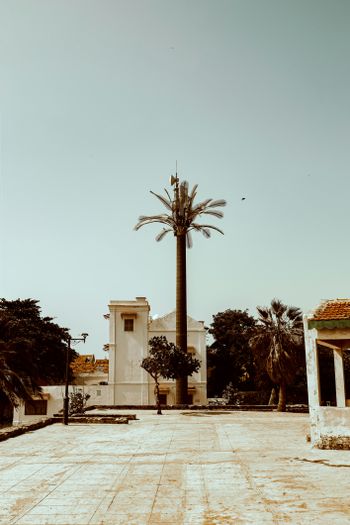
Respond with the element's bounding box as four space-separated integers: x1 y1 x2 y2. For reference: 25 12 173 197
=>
0 418 58 443
310 407 350 449
85 404 309 413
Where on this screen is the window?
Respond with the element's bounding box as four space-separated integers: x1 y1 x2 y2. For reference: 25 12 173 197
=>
124 319 134 331
96 389 101 396
25 400 48 415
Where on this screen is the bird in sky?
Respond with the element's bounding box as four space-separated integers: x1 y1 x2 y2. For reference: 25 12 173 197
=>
241 197 246 201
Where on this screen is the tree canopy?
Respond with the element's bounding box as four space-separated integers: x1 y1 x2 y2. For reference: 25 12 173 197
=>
207 309 256 397
249 298 305 411
0 299 74 412
141 336 200 411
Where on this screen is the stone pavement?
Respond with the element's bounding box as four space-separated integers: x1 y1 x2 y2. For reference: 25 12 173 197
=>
0 409 349 525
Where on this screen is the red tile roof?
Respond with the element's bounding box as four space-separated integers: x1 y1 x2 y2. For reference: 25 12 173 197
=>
70 355 109 374
95 359 109 373
311 299 350 321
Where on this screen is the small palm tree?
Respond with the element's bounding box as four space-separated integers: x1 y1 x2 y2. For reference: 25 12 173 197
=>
135 176 226 403
249 299 304 411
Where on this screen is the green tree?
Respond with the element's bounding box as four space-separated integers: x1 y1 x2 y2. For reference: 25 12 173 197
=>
141 336 201 413
207 309 256 397
135 176 226 403
0 310 42 416
249 299 304 411
0 299 75 418
0 299 73 385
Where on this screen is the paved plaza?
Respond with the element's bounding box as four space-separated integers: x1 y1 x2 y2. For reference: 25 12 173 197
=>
0 410 349 524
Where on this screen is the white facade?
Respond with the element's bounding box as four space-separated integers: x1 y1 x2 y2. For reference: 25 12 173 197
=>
13 297 207 424
13 384 109 425
107 297 207 405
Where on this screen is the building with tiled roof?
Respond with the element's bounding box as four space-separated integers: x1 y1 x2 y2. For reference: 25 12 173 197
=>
95 359 109 374
70 354 109 386
304 299 350 449
308 299 350 329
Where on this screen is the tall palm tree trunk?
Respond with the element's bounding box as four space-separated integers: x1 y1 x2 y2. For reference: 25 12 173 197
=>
176 233 188 404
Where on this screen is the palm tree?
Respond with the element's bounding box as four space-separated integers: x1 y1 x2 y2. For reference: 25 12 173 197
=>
135 175 226 403
249 299 304 411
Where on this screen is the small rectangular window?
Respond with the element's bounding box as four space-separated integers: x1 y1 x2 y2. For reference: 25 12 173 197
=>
124 319 134 331
25 400 48 415
96 390 101 397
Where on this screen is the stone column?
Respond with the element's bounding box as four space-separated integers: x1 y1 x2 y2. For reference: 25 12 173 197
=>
303 321 321 444
333 349 346 408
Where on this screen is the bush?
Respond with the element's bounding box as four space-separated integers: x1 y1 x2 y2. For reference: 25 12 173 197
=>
222 383 269 405
69 390 90 415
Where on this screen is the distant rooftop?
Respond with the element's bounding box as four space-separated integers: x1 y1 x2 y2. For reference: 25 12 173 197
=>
71 355 109 374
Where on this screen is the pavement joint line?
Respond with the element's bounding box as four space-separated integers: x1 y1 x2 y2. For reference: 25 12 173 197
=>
87 424 149 524
147 420 177 524
4 461 57 496
11 463 85 524
221 424 280 525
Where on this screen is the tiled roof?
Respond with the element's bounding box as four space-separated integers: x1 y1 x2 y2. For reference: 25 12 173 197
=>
95 359 109 373
70 355 96 373
311 299 350 321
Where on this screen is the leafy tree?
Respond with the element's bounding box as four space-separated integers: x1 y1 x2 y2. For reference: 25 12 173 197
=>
141 336 200 413
0 299 75 417
135 176 226 403
249 299 304 411
0 315 41 408
0 299 73 385
207 309 256 397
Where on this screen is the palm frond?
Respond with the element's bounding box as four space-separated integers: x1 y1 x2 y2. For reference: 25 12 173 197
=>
150 191 173 212
256 307 270 320
200 228 211 238
188 184 198 206
192 199 212 213
286 306 302 322
186 231 193 248
134 215 174 231
206 199 227 208
189 223 224 235
270 298 287 318
155 228 172 242
164 188 173 202
190 223 211 238
200 209 225 219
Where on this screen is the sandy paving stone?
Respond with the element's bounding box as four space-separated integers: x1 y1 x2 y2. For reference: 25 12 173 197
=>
0 410 349 525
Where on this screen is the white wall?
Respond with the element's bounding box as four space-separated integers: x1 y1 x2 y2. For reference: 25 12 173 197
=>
13 384 109 425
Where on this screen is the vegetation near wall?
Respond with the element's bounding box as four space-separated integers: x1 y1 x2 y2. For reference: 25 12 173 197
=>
141 336 200 414
0 298 74 421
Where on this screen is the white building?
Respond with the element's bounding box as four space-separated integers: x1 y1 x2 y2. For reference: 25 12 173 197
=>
13 297 207 424
107 296 207 405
